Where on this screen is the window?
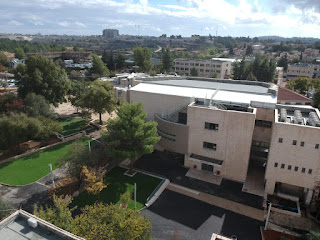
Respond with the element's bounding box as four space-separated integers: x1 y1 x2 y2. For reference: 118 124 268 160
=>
288 165 292 170
300 141 304 147
302 168 306 173
315 144 319 149
281 164 285 169
205 122 219 131
274 162 278 167
203 141 217 151
292 140 297 145
279 138 283 143
255 120 272 128
294 166 298 171
308 169 313 174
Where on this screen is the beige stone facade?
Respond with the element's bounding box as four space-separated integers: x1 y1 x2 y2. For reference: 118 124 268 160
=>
265 107 320 204
185 104 256 182
287 63 314 80
129 78 320 206
172 58 235 79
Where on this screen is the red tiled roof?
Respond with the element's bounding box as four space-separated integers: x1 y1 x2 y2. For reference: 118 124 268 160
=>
277 86 312 103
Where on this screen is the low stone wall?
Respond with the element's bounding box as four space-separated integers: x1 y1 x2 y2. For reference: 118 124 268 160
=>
145 179 170 208
89 121 101 130
271 201 301 217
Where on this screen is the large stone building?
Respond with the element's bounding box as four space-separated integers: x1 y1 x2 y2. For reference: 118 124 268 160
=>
172 58 236 79
129 77 319 208
102 28 119 39
287 63 314 80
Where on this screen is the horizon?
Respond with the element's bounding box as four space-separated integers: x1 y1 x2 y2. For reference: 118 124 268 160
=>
1 32 320 40
1 0 320 38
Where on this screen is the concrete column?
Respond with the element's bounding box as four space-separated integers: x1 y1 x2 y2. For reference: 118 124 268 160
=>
265 179 276 195
304 189 313 206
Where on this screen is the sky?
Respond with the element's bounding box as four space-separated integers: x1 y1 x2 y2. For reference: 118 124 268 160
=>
1 0 320 38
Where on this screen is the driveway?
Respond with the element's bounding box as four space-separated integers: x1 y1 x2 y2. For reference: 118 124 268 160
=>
0 166 68 212
134 151 263 209
142 190 263 240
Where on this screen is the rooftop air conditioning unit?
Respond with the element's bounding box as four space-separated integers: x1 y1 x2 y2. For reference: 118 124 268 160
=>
28 218 38 228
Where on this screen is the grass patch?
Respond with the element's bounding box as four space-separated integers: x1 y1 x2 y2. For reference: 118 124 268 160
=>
0 137 91 185
71 167 162 210
59 118 91 136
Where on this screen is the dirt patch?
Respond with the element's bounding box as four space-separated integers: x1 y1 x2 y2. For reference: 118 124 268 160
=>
262 229 297 240
19 141 41 151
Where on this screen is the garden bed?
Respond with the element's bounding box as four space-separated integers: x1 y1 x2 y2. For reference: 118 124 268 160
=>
268 195 301 216
71 167 162 210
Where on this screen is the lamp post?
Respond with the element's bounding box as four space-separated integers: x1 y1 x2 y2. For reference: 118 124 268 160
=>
134 183 137 209
49 164 55 187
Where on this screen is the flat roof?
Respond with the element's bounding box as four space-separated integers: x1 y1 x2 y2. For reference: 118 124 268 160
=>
150 80 269 94
130 81 277 106
1 217 65 240
0 210 84 240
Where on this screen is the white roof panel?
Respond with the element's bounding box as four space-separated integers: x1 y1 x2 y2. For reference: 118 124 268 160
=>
130 83 277 105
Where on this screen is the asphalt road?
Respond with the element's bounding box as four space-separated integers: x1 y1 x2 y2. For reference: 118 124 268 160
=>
142 190 263 240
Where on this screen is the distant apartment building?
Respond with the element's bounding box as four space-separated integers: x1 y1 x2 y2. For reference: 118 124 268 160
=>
302 48 320 62
287 63 314 80
172 58 236 79
9 58 25 69
102 29 119 39
314 64 320 79
129 77 320 208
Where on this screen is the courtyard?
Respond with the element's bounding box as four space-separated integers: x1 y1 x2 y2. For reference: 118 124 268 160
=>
71 167 163 210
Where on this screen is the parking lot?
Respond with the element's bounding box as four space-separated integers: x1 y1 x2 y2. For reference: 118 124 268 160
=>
142 190 263 240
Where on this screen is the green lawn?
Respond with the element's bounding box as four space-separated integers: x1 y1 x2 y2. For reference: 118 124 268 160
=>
59 118 91 136
0 137 91 185
71 167 162 210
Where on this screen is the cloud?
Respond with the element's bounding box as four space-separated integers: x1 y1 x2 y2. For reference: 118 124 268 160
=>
75 22 86 28
8 20 23 26
58 21 69 27
1 0 320 37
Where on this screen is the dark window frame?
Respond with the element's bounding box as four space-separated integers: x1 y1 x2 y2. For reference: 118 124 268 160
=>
203 141 217 151
279 138 283 143
255 120 272 128
204 122 219 131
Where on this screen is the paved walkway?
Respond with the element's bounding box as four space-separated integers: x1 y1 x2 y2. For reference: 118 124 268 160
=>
167 183 265 221
0 166 68 212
